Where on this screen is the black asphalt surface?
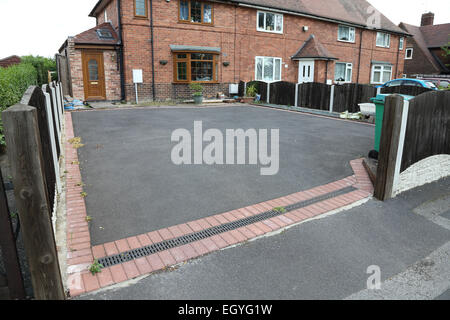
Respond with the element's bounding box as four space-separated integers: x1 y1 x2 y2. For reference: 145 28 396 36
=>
72 105 373 245
78 177 450 300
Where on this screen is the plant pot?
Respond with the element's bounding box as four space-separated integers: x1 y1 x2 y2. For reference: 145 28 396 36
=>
240 97 255 103
193 95 203 105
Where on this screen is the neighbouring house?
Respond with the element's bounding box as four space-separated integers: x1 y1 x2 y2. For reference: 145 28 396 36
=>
399 13 450 76
59 0 409 102
0 55 21 68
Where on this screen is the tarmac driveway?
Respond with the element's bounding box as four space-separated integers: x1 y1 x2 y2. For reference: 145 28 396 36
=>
72 105 374 245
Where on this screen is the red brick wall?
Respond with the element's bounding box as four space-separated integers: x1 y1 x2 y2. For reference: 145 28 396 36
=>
403 37 440 76
96 0 407 101
97 0 120 30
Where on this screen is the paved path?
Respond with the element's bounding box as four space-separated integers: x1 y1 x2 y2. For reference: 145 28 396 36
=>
71 105 374 245
75 177 450 300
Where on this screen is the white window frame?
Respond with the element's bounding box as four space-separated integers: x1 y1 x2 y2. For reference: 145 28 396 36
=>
376 32 391 48
405 48 413 60
256 11 283 34
255 56 282 82
399 37 404 50
337 25 355 43
334 62 353 83
104 9 108 22
371 64 392 84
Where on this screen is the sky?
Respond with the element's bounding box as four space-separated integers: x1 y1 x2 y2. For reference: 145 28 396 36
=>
0 0 449 59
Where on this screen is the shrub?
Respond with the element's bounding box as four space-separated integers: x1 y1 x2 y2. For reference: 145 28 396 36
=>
0 63 37 146
189 83 203 97
21 55 57 86
246 84 258 97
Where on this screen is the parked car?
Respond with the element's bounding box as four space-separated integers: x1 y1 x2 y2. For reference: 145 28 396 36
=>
415 77 450 89
377 78 438 90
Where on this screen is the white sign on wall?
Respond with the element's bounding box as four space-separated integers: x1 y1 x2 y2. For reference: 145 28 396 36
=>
133 69 143 84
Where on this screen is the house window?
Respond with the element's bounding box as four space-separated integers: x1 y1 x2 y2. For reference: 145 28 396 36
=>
371 64 392 84
255 57 282 82
405 48 413 59
257 11 283 34
334 62 353 82
179 1 213 25
135 0 148 18
338 26 355 42
173 52 218 83
399 37 404 50
376 32 390 48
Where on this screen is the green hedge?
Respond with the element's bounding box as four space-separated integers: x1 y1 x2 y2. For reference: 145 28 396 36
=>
0 63 38 147
21 55 57 86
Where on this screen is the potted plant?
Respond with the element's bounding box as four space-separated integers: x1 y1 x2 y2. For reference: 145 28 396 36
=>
241 84 257 103
189 83 204 105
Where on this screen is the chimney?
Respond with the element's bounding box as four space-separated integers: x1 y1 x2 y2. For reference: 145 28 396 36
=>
421 12 434 26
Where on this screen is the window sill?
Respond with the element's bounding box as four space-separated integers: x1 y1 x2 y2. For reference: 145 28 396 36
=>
376 45 390 48
256 28 283 35
337 39 355 44
178 20 214 27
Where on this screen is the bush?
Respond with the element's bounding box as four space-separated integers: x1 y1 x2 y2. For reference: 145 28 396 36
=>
21 55 57 86
0 63 37 146
189 83 203 97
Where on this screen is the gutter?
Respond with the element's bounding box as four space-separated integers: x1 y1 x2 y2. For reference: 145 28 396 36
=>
235 2 411 36
150 0 156 101
117 0 126 101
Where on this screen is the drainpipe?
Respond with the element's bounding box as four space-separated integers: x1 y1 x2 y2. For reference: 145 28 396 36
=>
356 29 363 84
117 0 126 101
150 0 156 101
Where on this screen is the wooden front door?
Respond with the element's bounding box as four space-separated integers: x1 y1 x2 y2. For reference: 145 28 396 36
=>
82 51 106 100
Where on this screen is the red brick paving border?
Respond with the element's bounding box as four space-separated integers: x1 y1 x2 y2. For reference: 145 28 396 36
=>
64 112 374 297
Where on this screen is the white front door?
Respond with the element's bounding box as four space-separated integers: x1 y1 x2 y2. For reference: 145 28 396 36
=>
298 60 315 83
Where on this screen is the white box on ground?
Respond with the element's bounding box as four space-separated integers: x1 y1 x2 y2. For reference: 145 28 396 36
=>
359 103 376 116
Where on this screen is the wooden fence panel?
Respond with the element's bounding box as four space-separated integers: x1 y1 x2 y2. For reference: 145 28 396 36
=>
334 84 376 113
270 81 296 106
298 82 331 110
2 104 65 300
20 86 56 211
400 91 450 172
380 85 432 96
238 81 246 97
43 84 61 158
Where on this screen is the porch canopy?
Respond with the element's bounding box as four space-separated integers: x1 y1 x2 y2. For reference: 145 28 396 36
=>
291 35 338 61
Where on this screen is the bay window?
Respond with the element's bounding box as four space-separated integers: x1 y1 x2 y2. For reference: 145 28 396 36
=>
179 0 213 25
257 11 283 33
371 64 392 84
338 26 355 42
255 57 282 82
174 52 218 83
334 63 353 82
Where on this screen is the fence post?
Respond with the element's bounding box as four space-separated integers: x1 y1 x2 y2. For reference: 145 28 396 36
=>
329 85 335 113
43 90 62 194
376 87 381 96
267 82 270 104
0 171 26 300
374 95 405 201
2 104 65 300
295 83 299 108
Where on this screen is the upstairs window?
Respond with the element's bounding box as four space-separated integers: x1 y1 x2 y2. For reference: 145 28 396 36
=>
376 32 390 48
405 48 413 59
399 37 404 50
134 0 148 18
255 57 282 82
257 11 283 34
338 26 355 42
179 1 213 25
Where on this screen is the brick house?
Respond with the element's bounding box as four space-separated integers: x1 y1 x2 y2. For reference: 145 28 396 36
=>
0 55 21 68
399 13 450 76
59 0 409 102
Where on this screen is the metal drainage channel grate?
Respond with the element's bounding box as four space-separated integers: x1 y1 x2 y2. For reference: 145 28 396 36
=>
98 186 356 268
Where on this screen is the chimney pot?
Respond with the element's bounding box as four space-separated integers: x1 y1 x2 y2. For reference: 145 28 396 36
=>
421 12 434 26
